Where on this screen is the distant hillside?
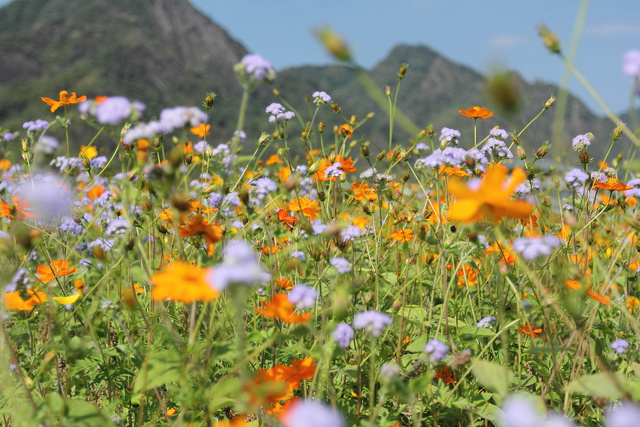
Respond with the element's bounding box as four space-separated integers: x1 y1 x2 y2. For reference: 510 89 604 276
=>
0 0 624 159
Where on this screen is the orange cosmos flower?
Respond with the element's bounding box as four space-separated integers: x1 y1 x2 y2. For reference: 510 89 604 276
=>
150 262 218 303
434 365 457 385
37 259 77 284
337 123 354 138
41 90 87 113
458 106 494 119
438 165 469 177
626 296 640 313
390 228 415 243
0 159 11 171
87 185 105 200
447 164 534 223
456 264 478 287
0 196 35 220
288 197 320 221
520 323 542 338
586 289 611 306
277 209 299 230
351 182 377 202
276 277 294 290
276 166 291 183
266 154 283 165
190 123 210 137
593 177 632 192
312 155 356 182
179 215 222 256
255 293 311 324
4 287 47 311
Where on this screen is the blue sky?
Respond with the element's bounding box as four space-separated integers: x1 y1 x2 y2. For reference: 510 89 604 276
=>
191 0 640 116
2 0 638 115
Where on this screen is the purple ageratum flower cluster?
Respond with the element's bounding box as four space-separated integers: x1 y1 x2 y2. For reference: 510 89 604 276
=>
572 134 592 152
282 399 345 427
249 177 277 200
564 168 589 189
233 130 247 143
288 284 318 310
340 225 362 243
353 310 392 337
379 362 400 378
415 146 487 173
311 220 328 235
476 316 496 328
332 322 354 348
241 53 275 80
291 250 306 261
512 236 562 260
3 132 14 141
606 402 640 427
123 106 207 145
17 174 72 226
324 162 343 179
265 103 295 123
93 96 145 126
624 178 640 198
424 338 448 363
330 257 351 274
611 339 629 355
105 218 130 236
207 240 266 292
490 128 510 140
36 135 59 154
482 137 513 161
312 91 332 105
50 156 82 172
623 51 640 79
23 119 49 132
439 127 461 145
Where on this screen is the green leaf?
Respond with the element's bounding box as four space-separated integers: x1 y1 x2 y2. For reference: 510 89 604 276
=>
567 373 627 399
382 272 398 286
131 349 181 404
471 359 512 398
457 325 495 340
63 399 111 426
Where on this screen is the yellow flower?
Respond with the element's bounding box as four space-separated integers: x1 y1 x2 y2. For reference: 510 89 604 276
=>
626 296 640 313
447 164 534 223
52 294 81 305
79 145 98 160
150 262 218 303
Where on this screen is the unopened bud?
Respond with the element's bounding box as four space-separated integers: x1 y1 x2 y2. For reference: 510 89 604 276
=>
185 154 193 164
398 64 408 78
366 112 375 120
579 152 591 165
360 143 370 158
402 172 410 182
257 132 270 147
272 88 280 96
308 161 321 175
538 23 561 54
465 156 476 169
426 125 434 137
516 147 527 160
21 152 31 163
316 27 352 62
536 143 550 158
204 92 216 109
169 147 183 168
318 191 326 202
511 134 521 146
376 151 386 162
385 85 391 97
21 139 29 152
392 300 402 311
318 122 326 132
544 96 556 109
330 103 340 113
418 129 427 140
613 123 624 140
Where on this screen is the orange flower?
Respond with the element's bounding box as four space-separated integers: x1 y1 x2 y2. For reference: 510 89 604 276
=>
190 123 210 137
586 289 611 306
312 155 356 182
87 185 105 200
179 215 222 256
41 90 87 113
150 262 218 303
434 366 457 385
0 196 35 220
458 106 494 119
37 259 77 284
390 228 415 243
0 159 11 171
255 293 311 324
276 277 294 291
456 264 478 287
288 197 320 221
4 287 47 311
626 296 640 313
351 182 377 202
593 178 632 192
276 166 291 183
277 209 299 230
447 164 534 223
438 165 469 177
337 123 354 138
249 358 316 414
520 323 542 338
564 279 582 291
266 154 283 165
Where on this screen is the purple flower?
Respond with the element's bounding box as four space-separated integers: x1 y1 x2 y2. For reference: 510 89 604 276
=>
291 251 306 261
360 167 377 180
606 402 640 427
332 323 354 348
250 177 277 200
265 102 295 123
324 162 343 179
572 134 591 152
95 96 144 125
207 240 265 291
288 285 318 310
3 132 14 141
194 140 210 153
159 106 207 131
439 127 461 145
424 338 448 363
490 128 509 140
353 310 392 337
123 121 169 145
105 218 130 236
311 220 327 235
476 316 496 328
564 168 589 189
499 394 543 427
233 130 247 142
37 135 59 154
380 362 400 378
22 119 49 132
340 225 361 243
512 236 562 260
17 174 72 225
623 51 640 79
241 53 274 80
414 142 429 151
312 91 332 104
282 399 345 427
611 339 629 355
482 137 513 160
330 257 351 274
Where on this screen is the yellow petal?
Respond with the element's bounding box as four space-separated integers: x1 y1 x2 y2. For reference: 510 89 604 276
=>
52 294 81 305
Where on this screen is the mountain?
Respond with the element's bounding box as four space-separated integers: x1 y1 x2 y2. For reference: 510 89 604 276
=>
0 0 623 159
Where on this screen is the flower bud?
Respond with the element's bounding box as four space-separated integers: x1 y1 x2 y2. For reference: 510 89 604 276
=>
318 122 326 132
511 133 521 146
349 115 357 126
330 103 340 113
516 147 527 160
376 151 386 162
204 92 216 109
360 143 370 158
257 132 270 147
21 139 29 152
538 23 561 54
579 152 591 165
464 156 476 170
315 27 352 62
385 85 391 96
272 88 280 96
613 123 624 140
21 152 31 163
536 143 550 158
392 300 402 311
544 96 556 109
402 172 410 182
398 64 408 79
366 112 375 120
308 161 321 175
426 125 434 137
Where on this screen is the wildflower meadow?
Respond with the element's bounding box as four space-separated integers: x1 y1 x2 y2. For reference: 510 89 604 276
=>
2 21 640 427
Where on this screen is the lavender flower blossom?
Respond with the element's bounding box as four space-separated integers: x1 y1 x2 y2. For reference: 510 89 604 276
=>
332 323 355 348
482 137 513 160
439 127 461 145
477 316 496 328
424 338 448 363
324 162 343 179
311 220 327 235
207 240 266 291
36 135 59 154
288 284 318 310
606 401 640 427
564 168 589 189
611 339 629 355
340 225 362 243
282 399 345 427
512 236 562 260
572 134 591 152
265 102 295 123
380 362 400 378
312 91 332 104
353 310 392 337
17 174 72 225
22 119 49 132
330 257 351 274
241 53 275 80
233 130 247 142
291 251 306 261
3 132 14 141
623 51 640 79
94 96 144 125
490 128 510 140
499 394 543 427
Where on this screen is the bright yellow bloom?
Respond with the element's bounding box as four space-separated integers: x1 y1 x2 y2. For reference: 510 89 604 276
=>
41 91 87 113
52 293 81 305
79 145 98 160
447 164 534 223
626 296 640 313
150 262 218 303
288 197 320 221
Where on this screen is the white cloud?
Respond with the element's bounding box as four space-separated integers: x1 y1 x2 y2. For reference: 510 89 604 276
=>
589 23 640 36
489 35 527 48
